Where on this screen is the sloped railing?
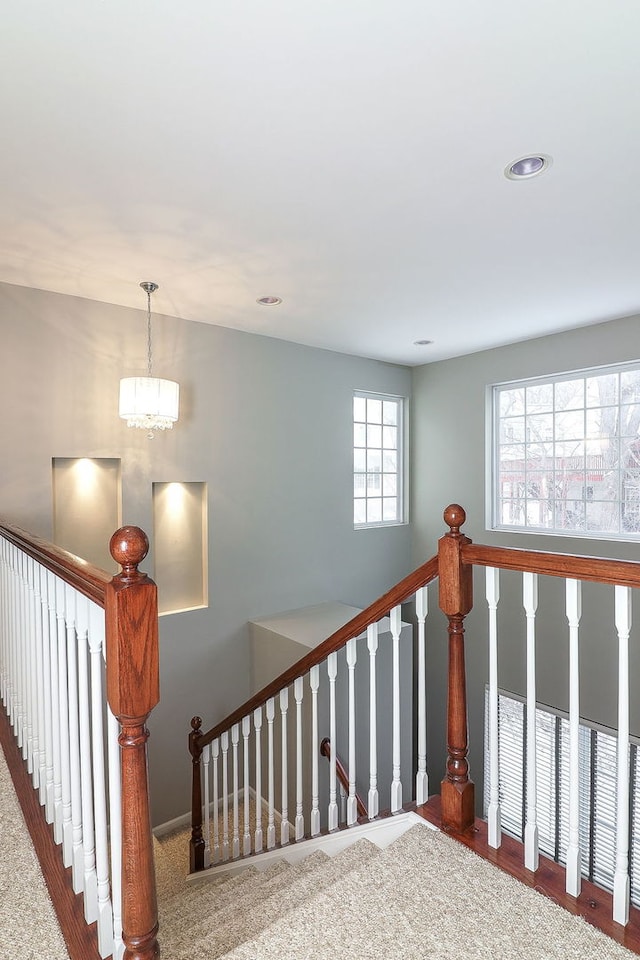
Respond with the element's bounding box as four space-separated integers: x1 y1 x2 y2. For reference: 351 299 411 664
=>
0 521 160 960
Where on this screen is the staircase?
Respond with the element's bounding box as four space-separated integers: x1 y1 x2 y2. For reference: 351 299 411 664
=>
153 822 636 960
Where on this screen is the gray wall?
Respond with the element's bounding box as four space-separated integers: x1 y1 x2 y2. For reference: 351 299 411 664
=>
411 313 640 810
0 280 412 824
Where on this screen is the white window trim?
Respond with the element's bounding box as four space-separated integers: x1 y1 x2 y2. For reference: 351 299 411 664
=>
487 359 640 542
353 390 408 530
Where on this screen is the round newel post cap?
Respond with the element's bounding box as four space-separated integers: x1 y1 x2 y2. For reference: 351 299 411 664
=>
191 716 202 733
109 526 150 576
443 504 466 534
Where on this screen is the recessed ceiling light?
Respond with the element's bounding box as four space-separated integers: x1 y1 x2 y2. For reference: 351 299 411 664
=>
414 339 434 346
256 296 282 306
504 154 552 180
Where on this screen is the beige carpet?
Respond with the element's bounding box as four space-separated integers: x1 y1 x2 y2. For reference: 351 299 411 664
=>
155 823 637 960
0 746 70 960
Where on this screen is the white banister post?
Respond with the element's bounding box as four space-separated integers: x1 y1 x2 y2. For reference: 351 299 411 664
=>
415 586 429 805
56 576 73 868
242 716 252 856
212 739 220 863
65 584 84 893
327 652 339 831
254 707 264 851
39 563 53 814
231 723 240 859
76 594 98 923
523 571 539 871
47 570 63 844
346 638 358 826
280 688 290 845
266 697 276 849
486 567 501 850
310 665 320 837
367 624 379 820
390 604 402 813
565 578 582 898
221 730 230 860
613 584 632 926
202 744 211 868
294 677 305 841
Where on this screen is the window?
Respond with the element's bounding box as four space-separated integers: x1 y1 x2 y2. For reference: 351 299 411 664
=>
484 689 640 904
491 361 640 539
353 392 404 527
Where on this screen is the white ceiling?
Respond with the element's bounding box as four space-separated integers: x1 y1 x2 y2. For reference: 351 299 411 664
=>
2 2 640 366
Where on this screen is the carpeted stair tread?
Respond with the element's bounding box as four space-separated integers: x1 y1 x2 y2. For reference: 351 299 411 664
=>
221 825 636 960
163 839 382 960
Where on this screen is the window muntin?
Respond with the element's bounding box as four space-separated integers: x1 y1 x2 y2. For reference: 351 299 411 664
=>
353 392 404 527
492 362 640 539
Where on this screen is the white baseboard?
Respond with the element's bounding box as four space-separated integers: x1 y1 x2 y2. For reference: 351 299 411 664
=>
153 787 281 839
186 810 436 883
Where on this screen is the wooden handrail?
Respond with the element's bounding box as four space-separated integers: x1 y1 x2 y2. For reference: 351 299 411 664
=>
320 738 367 819
463 541 640 588
194 554 439 751
0 518 111 605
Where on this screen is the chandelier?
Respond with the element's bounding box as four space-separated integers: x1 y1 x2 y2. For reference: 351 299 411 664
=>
119 282 180 436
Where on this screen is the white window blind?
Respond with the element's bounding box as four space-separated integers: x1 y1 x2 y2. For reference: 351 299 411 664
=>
484 689 639 901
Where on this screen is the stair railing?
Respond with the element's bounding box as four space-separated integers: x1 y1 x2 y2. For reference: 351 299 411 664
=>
189 552 439 871
190 502 640 938
0 520 160 960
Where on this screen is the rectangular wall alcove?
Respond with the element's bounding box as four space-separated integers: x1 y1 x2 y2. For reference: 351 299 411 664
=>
152 482 208 615
52 458 122 573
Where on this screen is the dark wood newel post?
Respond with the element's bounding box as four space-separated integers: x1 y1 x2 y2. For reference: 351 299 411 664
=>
189 716 205 872
106 526 160 960
438 504 475 833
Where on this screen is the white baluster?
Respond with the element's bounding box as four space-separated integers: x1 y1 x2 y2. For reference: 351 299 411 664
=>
310 666 320 837
106 707 123 960
76 595 98 923
56 576 73 867
613 585 632 926
266 698 276 849
65 585 84 893
486 567 501 850
33 561 47 800
40 563 53 815
47 571 63 842
89 604 113 958
565 578 582 897
212 739 220 864
231 723 240 858
202 744 211 868
346 638 358 826
367 624 379 819
28 558 40 786
242 716 252 856
294 677 305 841
254 707 264 851
327 653 339 831
221 730 230 860
523 572 539 870
280 688 290 845
390 605 402 813
415 586 429 805
18 553 27 754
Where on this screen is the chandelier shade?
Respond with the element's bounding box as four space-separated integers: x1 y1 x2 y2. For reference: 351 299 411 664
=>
119 281 180 435
119 376 180 431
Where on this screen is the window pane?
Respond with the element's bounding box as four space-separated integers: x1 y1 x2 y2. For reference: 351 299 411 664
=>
354 423 366 446
367 498 382 523
528 414 553 442
622 370 640 402
367 398 382 423
383 474 397 497
354 499 366 524
383 497 398 521
499 388 525 417
367 424 382 448
354 474 366 496
619 404 640 436
383 451 397 472
354 449 366 471
382 400 398 425
382 425 397 449
367 450 381 473
586 374 618 407
555 379 584 410
353 396 366 421
500 417 525 444
525 383 553 413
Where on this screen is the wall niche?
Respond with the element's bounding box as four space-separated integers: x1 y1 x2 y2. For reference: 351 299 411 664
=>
52 458 122 573
152 481 208 615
